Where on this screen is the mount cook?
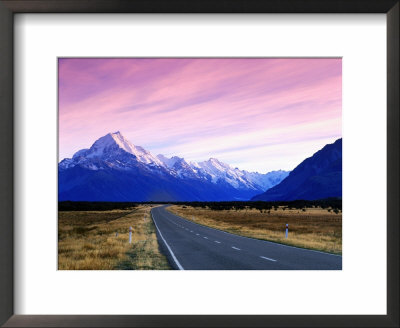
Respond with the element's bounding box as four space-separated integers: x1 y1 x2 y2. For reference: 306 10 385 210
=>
59 132 289 201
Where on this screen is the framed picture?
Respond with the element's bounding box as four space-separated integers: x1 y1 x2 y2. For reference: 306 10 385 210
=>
0 0 398 327
57 56 343 272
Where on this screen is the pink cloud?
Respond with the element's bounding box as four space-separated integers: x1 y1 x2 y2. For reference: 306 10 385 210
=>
59 58 341 172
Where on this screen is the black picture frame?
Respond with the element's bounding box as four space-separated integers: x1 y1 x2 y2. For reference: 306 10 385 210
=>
0 1 398 327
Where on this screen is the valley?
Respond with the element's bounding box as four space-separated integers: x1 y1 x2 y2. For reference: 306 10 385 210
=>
57 133 343 269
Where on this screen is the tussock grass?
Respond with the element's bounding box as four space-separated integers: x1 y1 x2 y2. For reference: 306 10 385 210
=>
168 205 342 254
58 205 171 270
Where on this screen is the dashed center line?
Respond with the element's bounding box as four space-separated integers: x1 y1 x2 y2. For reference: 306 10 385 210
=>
260 256 277 262
171 218 274 263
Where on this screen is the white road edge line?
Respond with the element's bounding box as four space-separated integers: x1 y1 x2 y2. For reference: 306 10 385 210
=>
260 256 277 262
232 246 241 250
151 210 184 270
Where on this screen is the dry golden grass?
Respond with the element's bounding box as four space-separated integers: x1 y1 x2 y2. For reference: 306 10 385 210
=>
58 205 171 270
168 205 342 254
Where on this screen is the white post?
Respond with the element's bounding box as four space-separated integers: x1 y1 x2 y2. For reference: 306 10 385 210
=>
285 224 289 239
129 226 132 244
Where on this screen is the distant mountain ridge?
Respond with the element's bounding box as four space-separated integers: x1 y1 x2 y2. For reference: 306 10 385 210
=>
251 138 342 201
59 132 289 201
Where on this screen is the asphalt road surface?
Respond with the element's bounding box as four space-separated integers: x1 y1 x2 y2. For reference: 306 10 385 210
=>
151 205 342 270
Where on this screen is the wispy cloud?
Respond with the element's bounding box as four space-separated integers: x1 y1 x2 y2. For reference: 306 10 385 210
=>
59 58 342 172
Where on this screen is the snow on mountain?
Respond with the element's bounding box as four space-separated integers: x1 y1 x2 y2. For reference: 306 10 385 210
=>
243 170 290 191
157 155 205 179
60 132 164 171
59 132 289 193
157 155 289 191
157 154 181 168
87 131 163 166
196 158 252 188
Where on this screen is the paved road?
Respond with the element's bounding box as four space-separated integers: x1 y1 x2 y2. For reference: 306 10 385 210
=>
151 205 342 270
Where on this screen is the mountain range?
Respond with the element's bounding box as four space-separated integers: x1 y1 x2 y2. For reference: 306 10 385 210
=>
251 138 342 201
59 132 289 201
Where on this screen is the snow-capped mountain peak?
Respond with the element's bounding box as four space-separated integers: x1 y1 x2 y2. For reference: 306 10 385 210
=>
82 131 163 166
60 132 164 170
157 154 183 168
204 157 231 171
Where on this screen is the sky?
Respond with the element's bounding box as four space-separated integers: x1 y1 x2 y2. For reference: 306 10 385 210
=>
58 58 342 173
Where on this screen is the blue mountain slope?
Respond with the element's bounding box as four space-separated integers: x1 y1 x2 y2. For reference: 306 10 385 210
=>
58 165 263 202
251 139 342 201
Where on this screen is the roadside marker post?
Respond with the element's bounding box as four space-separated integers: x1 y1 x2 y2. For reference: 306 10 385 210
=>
129 226 132 244
285 224 288 239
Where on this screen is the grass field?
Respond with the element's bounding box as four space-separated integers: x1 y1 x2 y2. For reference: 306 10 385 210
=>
58 205 171 270
168 205 342 254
